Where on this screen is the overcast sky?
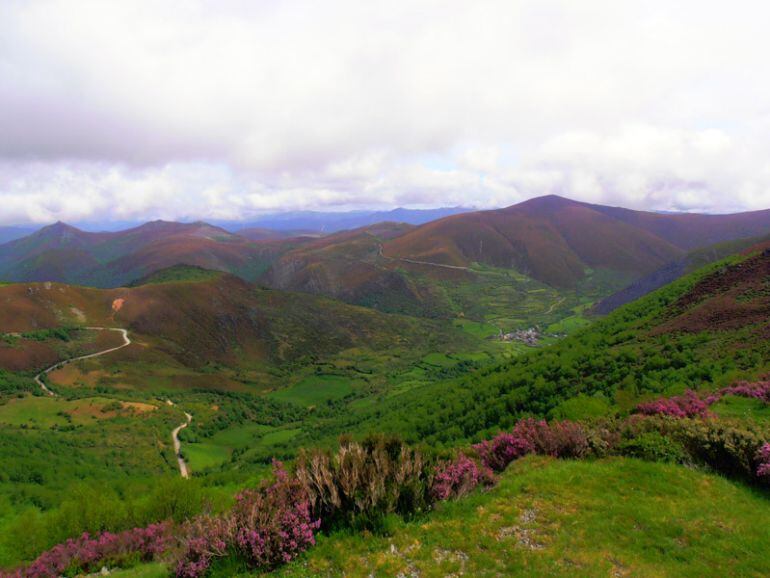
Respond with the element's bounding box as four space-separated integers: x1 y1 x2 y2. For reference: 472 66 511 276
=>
2 0 770 224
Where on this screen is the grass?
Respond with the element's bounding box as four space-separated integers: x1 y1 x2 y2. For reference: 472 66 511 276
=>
260 427 301 445
268 375 356 407
184 442 231 471
130 265 222 286
184 423 279 471
453 319 499 339
0 395 153 428
274 456 770 577
420 353 456 367
711 395 770 424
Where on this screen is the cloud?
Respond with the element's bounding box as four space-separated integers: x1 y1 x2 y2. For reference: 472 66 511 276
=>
0 0 769 223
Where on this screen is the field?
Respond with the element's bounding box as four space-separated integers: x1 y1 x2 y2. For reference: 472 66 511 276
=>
0 396 156 427
183 423 300 472
267 375 357 406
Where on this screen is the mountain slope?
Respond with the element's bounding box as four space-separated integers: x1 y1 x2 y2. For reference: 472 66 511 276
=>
382 195 770 288
594 233 770 314
0 269 468 370
267 196 770 321
589 202 770 250
235 227 318 241
264 222 437 315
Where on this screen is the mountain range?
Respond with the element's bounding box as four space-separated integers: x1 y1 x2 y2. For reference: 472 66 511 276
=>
3 195 770 319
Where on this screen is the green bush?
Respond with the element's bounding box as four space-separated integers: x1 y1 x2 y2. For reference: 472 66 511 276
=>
618 431 688 464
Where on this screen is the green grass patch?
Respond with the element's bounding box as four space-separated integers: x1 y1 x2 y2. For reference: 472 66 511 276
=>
268 375 355 406
711 395 770 423
184 442 231 471
453 319 499 339
260 428 301 446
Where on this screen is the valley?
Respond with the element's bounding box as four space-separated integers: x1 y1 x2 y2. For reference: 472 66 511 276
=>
1 196 769 577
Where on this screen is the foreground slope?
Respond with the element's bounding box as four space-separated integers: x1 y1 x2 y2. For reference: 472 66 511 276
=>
275 457 770 578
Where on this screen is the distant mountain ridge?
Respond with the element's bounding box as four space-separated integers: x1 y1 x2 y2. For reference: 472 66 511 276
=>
0 220 285 287
0 226 37 244
223 206 471 233
4 196 770 304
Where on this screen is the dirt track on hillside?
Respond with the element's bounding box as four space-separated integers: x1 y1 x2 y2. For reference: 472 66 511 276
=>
34 327 193 478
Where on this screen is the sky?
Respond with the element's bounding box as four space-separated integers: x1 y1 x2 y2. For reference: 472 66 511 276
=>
1 0 770 224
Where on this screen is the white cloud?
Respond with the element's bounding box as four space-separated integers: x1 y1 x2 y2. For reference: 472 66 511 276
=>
1 0 770 223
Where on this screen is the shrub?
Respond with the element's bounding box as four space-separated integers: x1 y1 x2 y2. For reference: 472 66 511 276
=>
174 461 320 578
721 381 770 404
636 389 711 418
3 522 172 578
510 418 591 458
651 418 767 481
231 463 319 568
175 516 232 578
757 443 770 478
473 432 533 472
617 431 688 464
295 435 432 530
431 453 494 501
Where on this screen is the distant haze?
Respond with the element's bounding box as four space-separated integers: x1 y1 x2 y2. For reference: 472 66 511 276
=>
1 1 770 225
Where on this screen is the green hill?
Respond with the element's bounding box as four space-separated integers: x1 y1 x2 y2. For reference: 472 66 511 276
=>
276 456 770 577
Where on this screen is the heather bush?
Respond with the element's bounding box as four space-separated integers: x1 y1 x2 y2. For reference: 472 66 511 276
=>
636 389 711 418
431 453 494 501
231 462 319 568
295 435 433 530
510 418 591 458
174 461 320 577
756 443 770 479
175 515 232 578
473 432 533 472
721 381 770 404
2 522 173 578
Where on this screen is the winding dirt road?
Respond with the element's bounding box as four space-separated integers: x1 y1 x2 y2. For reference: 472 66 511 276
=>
545 296 566 315
168 400 193 478
378 244 471 271
33 327 193 478
34 327 131 396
